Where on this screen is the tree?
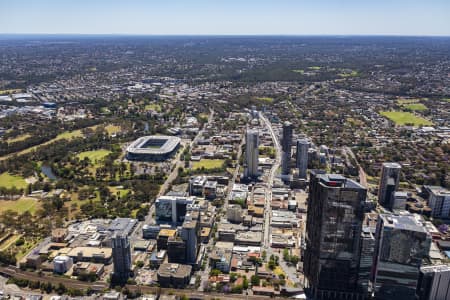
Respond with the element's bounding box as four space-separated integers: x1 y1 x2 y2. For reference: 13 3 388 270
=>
15 237 25 246
251 275 260 287
242 277 249 289
55 283 67 295
283 249 290 261
290 255 299 265
268 260 276 270
210 269 221 276
135 260 144 268
231 285 243 294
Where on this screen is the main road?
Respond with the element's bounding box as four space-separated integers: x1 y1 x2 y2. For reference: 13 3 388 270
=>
259 113 302 287
259 112 281 249
158 109 215 198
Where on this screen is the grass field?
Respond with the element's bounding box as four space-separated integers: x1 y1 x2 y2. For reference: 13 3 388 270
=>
346 117 364 126
255 97 274 103
308 66 322 70
397 98 420 105
105 124 121 135
109 186 130 198
292 69 304 74
100 107 111 114
7 134 32 144
55 130 84 141
0 89 22 95
0 198 39 214
192 159 225 170
76 149 111 163
339 70 359 77
145 103 162 112
402 103 427 111
380 111 433 126
0 172 27 189
0 125 97 161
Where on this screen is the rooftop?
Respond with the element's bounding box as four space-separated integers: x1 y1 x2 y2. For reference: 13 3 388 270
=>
158 229 177 237
126 135 181 155
317 173 365 190
424 185 450 196
108 218 137 235
382 162 402 169
380 213 427 233
157 263 192 278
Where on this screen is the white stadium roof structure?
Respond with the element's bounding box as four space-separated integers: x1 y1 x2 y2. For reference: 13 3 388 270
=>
126 135 181 161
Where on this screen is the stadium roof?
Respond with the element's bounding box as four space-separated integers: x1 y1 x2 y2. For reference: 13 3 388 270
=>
126 135 181 155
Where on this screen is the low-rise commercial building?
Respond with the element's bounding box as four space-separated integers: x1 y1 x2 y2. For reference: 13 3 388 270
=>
210 249 232 273
157 263 192 288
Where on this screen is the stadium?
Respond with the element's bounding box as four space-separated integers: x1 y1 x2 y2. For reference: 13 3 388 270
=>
126 135 181 161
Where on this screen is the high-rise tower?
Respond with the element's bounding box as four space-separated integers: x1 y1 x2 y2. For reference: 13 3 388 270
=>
296 138 310 179
281 121 293 176
378 162 401 208
304 172 367 300
111 233 132 284
372 213 431 300
244 129 259 178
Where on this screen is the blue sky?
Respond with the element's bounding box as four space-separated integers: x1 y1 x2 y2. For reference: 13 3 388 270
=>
1 0 449 35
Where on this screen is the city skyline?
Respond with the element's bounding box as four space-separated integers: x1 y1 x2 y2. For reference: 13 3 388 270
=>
1 0 450 36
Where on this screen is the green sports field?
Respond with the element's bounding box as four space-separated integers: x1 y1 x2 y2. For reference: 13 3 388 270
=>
192 159 225 170
255 97 274 103
0 198 39 214
0 172 27 189
402 103 427 111
380 111 433 126
76 149 112 162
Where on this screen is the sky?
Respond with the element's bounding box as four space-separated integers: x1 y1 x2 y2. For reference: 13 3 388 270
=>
1 0 450 36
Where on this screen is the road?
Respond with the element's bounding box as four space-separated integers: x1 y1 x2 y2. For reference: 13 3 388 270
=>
158 109 215 198
343 146 368 188
224 132 245 211
259 113 302 287
141 108 215 227
259 112 281 249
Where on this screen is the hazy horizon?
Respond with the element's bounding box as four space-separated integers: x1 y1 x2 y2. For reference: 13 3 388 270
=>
1 0 450 36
